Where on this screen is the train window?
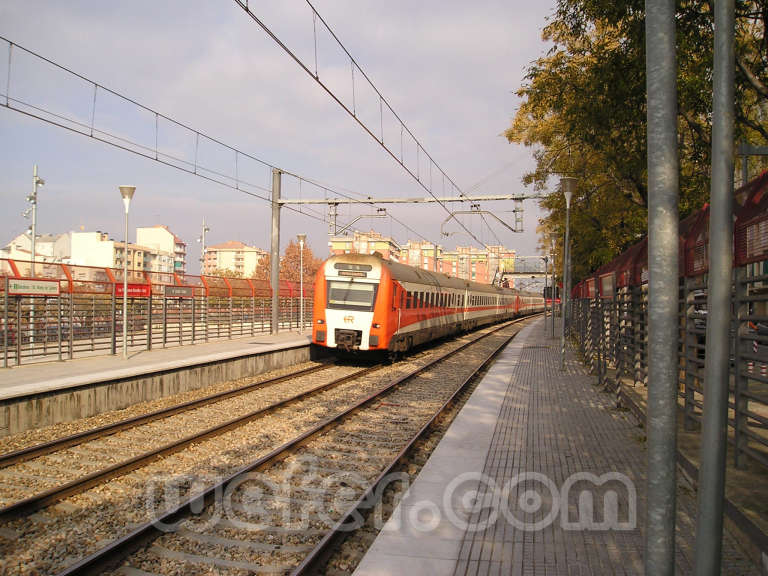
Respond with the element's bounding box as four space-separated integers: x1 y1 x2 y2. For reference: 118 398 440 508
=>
327 281 377 311
401 291 406 309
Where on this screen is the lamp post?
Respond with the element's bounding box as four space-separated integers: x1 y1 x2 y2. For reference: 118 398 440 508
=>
551 239 556 339
560 176 576 370
26 165 45 278
297 233 306 332
119 186 135 359
198 218 210 271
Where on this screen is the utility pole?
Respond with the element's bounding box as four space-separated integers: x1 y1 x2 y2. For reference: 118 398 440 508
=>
695 1 735 573
27 165 45 278
645 1 680 573
271 169 281 335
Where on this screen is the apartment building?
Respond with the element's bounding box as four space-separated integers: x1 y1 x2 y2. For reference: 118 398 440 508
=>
329 230 401 261
203 241 267 277
136 225 187 274
1 233 71 263
67 232 174 273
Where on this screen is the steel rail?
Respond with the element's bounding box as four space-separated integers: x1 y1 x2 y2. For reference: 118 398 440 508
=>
55 317 534 576
0 363 380 520
0 363 332 469
292 317 529 575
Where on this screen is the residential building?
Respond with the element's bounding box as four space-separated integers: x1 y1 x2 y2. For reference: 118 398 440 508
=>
329 230 401 261
68 231 174 273
439 245 516 284
136 225 187 274
1 233 71 263
401 240 453 274
203 241 267 277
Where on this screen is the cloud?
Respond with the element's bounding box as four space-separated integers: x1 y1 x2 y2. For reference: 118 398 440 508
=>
0 0 555 272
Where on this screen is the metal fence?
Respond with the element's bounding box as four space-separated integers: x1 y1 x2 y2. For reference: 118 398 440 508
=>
569 171 768 471
1 259 313 367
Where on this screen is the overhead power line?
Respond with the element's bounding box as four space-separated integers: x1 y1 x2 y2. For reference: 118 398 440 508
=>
0 35 360 228
232 0 493 250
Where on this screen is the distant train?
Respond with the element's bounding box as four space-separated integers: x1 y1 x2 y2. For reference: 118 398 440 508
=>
311 253 545 357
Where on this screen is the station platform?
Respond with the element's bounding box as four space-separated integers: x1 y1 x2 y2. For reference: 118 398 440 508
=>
354 317 761 576
0 331 310 436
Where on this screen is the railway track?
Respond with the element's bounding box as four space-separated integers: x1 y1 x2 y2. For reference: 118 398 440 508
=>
0 362 377 517
0 317 536 575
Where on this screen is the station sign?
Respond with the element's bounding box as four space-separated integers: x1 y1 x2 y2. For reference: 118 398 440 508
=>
164 285 195 298
7 278 60 296
115 283 151 298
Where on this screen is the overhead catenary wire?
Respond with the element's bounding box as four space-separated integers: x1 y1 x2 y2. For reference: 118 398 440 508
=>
232 0 493 251
0 34 494 254
0 35 361 230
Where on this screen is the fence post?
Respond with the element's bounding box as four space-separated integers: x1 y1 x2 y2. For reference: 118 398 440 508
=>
204 296 209 342
90 295 96 351
111 283 117 355
229 296 233 340
162 295 167 347
147 292 153 351
16 297 21 365
191 296 196 343
3 277 8 368
733 265 747 467
683 277 694 430
57 294 62 362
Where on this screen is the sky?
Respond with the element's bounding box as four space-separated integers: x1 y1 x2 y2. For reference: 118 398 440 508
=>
0 1 557 274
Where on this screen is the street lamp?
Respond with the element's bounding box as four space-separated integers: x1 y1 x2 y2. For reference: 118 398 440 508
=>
297 233 306 332
551 239 556 338
197 218 210 272
560 176 577 369
26 165 45 278
119 185 136 359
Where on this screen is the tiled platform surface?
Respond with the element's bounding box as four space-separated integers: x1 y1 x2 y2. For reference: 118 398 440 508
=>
354 317 758 576
0 330 310 400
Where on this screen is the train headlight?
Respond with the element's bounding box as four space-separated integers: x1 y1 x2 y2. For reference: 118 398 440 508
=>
372 323 380 329
317 319 325 324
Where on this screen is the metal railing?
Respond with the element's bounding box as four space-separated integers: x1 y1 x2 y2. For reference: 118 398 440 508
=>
1 259 313 367
568 172 768 471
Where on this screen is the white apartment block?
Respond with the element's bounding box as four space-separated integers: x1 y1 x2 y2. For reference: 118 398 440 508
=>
68 232 174 274
136 225 187 274
1 233 71 263
203 241 266 277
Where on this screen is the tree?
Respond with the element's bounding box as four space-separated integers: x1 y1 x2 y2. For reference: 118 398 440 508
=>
207 267 244 279
280 240 322 284
252 254 270 282
508 0 768 281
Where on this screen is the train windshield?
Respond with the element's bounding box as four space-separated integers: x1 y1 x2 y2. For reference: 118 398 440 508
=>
327 280 377 311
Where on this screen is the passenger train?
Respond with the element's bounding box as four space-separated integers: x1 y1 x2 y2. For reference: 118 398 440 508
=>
311 253 545 357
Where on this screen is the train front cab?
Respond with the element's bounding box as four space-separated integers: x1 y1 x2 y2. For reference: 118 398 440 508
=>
312 257 391 352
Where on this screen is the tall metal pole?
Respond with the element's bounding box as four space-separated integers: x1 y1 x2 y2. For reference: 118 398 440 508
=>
695 2 734 573
119 186 135 360
560 178 575 370
30 165 42 278
645 2 679 573
199 218 209 273
551 240 556 339
297 233 306 332
270 169 281 335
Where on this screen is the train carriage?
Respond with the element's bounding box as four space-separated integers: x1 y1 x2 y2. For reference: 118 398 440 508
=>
312 253 544 356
